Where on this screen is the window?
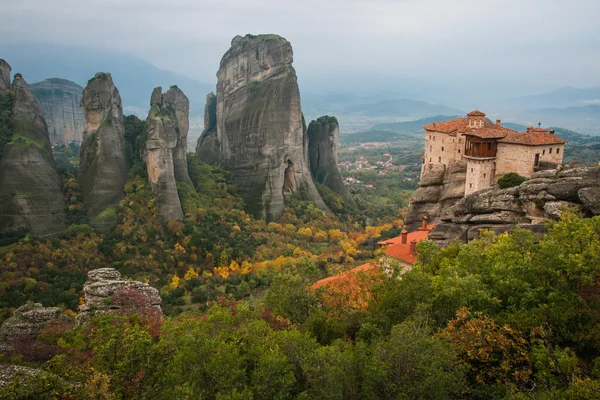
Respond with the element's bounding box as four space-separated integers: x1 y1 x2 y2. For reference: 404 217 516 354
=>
471 168 474 173
438 157 441 163
557 148 560 154
549 148 552 154
484 173 486 178
442 147 444 151
469 183 473 188
458 149 461 153
543 150 546 155
429 158 432 162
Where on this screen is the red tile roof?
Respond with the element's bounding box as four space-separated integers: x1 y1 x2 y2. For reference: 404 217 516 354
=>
385 243 418 264
423 118 468 133
311 263 377 290
499 131 568 146
463 124 518 139
376 225 435 246
467 109 486 116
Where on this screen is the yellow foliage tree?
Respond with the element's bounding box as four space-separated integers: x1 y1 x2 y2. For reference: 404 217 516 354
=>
169 275 180 288
184 268 199 280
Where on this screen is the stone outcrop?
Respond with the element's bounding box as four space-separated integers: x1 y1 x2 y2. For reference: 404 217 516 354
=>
79 73 129 233
307 116 357 210
0 303 74 351
0 59 10 93
405 161 467 231
429 166 600 246
142 86 192 222
30 78 85 145
216 34 327 220
0 60 67 237
195 92 220 165
77 268 163 324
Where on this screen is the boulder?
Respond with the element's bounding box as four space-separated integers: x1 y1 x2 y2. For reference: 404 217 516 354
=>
79 72 129 233
579 187 600 215
30 78 85 145
195 92 220 165
543 201 581 220
77 268 163 324
216 34 327 221
0 63 67 238
0 303 74 351
307 115 357 210
142 86 192 222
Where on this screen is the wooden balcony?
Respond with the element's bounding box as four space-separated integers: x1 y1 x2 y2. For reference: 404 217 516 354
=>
464 147 497 158
464 137 498 159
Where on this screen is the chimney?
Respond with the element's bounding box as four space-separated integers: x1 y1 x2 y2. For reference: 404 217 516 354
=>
401 230 408 244
410 240 417 256
549 129 555 135
526 126 533 133
421 215 429 230
496 119 501 126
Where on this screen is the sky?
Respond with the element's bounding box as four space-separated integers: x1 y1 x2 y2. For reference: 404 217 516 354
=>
1 0 599 100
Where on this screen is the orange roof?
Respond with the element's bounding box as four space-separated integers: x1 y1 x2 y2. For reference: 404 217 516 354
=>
376 225 435 246
500 131 568 146
467 109 486 116
311 263 377 290
423 118 468 134
463 124 518 139
385 242 418 265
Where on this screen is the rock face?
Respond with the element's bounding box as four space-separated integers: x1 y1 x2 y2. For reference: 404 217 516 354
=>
307 116 357 210
142 86 192 222
0 61 67 237
0 303 74 351
0 59 10 92
216 34 327 221
195 92 220 165
79 73 129 232
77 268 163 324
30 78 85 145
429 166 600 246
405 161 467 231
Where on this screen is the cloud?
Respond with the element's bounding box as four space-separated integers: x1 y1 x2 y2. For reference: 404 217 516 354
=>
1 0 599 96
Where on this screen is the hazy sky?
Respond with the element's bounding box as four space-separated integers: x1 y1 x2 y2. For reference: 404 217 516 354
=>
2 0 599 98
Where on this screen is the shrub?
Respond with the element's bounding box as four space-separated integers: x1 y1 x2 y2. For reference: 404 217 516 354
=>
497 172 527 189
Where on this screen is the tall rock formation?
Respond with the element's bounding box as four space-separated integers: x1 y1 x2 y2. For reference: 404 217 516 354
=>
195 92 220 165
429 166 600 246
79 73 129 232
142 86 192 222
307 116 357 210
404 161 467 231
0 60 67 237
216 34 327 220
30 78 85 146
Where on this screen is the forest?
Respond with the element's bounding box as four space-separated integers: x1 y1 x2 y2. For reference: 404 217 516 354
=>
3 212 600 399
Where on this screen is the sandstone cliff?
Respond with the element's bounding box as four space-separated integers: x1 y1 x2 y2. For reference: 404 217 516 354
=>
77 268 163 324
307 116 357 210
0 59 10 93
404 161 466 231
195 92 220 165
79 73 129 233
30 78 85 146
142 86 192 222
216 34 327 220
0 61 67 238
429 166 600 246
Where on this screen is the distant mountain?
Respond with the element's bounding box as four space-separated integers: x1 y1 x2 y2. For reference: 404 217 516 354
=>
0 43 214 116
369 115 460 133
342 99 462 118
512 87 600 109
517 105 600 136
